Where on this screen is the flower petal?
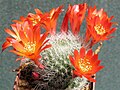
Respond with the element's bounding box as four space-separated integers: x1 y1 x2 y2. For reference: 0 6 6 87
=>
12 41 24 53
19 30 29 44
80 47 85 58
5 28 17 39
9 50 26 57
90 54 98 64
69 55 75 66
86 49 93 59
92 66 104 74
2 41 11 52
84 75 96 82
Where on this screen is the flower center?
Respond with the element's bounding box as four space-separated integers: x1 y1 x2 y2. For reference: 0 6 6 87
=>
24 42 36 53
79 58 92 72
94 24 106 35
32 18 41 26
32 20 38 26
30 16 41 26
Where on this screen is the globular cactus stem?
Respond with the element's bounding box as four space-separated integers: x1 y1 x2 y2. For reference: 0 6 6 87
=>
14 32 91 90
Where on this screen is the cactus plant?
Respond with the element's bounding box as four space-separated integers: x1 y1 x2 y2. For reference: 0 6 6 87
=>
2 3 116 90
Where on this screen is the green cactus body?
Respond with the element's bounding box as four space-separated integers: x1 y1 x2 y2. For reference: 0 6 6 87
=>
39 32 89 90
14 32 91 90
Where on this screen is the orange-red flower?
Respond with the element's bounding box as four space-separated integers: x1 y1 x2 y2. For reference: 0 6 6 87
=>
27 9 43 26
13 6 62 35
13 9 43 27
2 23 26 51
61 3 87 35
85 6 116 45
41 6 63 35
13 16 26 24
2 21 51 68
69 47 104 82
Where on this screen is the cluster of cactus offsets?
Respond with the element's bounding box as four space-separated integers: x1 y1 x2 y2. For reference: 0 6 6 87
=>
2 3 117 90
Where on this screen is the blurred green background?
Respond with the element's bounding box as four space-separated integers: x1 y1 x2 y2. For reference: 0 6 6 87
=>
0 0 120 90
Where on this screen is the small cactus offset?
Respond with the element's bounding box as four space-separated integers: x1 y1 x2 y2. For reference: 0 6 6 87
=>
2 3 116 90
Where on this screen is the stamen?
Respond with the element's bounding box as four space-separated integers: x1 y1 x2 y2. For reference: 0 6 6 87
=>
94 24 106 35
79 58 92 72
32 16 41 26
24 42 36 53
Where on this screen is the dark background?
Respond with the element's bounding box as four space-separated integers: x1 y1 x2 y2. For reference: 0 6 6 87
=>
0 0 120 90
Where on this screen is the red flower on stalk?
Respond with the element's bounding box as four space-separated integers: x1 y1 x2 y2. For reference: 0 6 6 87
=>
69 47 104 82
2 21 51 68
85 6 116 45
61 3 87 35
